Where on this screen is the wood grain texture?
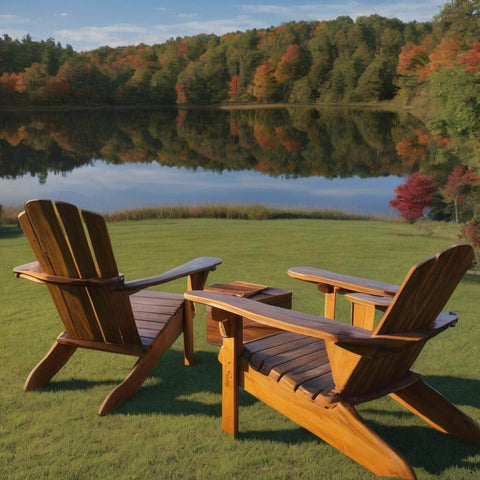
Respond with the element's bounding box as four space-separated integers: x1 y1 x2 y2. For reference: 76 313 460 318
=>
16 199 220 414
121 257 221 291
206 282 292 345
241 363 416 480
351 303 376 330
24 200 101 340
288 266 400 296
99 307 184 416
18 213 78 337
24 341 77 390
390 378 480 445
186 291 372 344
219 314 243 435
186 244 478 479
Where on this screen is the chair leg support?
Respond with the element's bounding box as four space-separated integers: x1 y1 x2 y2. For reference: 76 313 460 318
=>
326 403 417 480
99 319 182 416
183 300 194 366
24 340 77 391
99 343 168 416
242 367 415 479
390 378 480 445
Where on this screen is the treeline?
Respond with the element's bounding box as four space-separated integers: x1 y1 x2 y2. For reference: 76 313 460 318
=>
0 16 428 106
1 1 478 137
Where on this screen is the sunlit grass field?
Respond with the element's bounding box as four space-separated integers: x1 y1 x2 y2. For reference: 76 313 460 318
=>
1 218 479 479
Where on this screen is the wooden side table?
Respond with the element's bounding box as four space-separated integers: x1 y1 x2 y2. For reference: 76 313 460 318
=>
205 281 292 345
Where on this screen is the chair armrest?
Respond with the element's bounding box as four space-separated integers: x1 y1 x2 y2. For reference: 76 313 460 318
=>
185 290 374 343
344 293 393 309
288 266 400 296
184 291 457 354
119 257 222 292
13 261 124 287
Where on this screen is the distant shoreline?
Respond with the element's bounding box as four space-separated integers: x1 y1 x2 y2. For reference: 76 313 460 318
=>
0 101 412 113
1 203 391 224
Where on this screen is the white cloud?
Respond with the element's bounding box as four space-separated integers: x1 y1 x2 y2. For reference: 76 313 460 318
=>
238 0 444 22
46 0 445 51
175 13 201 19
59 13 69 17
55 16 268 50
0 14 31 24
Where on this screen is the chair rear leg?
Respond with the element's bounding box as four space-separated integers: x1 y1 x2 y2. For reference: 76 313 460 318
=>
24 340 77 390
99 319 182 416
390 377 480 445
306 402 416 480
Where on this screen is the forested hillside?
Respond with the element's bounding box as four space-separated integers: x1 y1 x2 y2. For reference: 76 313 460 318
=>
0 0 478 139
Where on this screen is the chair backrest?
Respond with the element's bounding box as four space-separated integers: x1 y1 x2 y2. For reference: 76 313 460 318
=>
374 244 474 335
329 244 474 398
19 199 140 345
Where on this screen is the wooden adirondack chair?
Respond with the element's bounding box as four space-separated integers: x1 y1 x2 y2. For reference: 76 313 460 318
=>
185 245 480 479
14 199 221 415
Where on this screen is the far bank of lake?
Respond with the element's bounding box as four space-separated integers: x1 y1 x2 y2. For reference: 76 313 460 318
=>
0 105 467 216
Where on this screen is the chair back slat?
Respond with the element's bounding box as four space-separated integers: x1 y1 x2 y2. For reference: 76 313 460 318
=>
82 208 140 344
82 209 119 276
19 211 80 337
55 202 124 343
329 244 474 398
24 200 102 340
21 200 140 345
375 244 474 335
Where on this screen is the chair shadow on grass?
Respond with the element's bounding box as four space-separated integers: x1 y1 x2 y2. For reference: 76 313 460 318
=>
42 352 479 475
43 349 257 419
238 375 480 476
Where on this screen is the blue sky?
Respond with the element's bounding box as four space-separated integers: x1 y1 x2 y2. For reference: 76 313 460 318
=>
2 0 446 51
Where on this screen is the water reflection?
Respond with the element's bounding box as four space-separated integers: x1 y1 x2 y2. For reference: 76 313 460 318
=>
0 107 454 215
0 161 401 215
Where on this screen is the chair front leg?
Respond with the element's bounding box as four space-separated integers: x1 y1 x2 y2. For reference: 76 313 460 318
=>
183 270 214 366
215 309 243 436
183 299 195 366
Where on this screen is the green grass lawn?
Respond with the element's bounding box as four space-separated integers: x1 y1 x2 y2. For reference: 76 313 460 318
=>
1 218 479 479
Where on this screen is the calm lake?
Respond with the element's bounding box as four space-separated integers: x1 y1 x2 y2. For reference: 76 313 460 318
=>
0 107 439 216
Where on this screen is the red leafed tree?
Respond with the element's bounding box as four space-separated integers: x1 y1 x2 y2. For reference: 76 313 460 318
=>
395 128 429 166
251 60 278 102
460 219 480 248
397 39 430 75
459 219 480 268
389 172 438 222
274 44 301 83
175 82 187 103
419 37 460 78
228 74 240 98
444 166 479 222
459 41 480 72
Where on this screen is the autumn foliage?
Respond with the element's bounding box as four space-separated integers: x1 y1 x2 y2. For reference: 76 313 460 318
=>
0 1 478 111
444 166 479 202
444 166 479 222
459 41 480 72
397 39 430 76
389 172 438 222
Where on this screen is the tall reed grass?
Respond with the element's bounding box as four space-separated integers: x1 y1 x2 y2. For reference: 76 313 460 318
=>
104 204 372 221
1 203 373 224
